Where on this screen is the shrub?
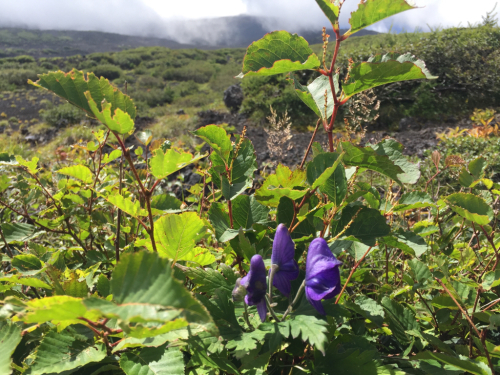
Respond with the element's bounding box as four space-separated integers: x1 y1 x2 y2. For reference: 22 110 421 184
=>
41 102 85 127
92 64 122 81
163 61 215 83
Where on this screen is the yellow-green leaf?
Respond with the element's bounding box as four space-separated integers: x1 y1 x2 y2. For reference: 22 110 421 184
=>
57 165 93 184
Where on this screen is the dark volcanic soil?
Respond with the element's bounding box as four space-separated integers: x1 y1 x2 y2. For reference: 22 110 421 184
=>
197 110 473 167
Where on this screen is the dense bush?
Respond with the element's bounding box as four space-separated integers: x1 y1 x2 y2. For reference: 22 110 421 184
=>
91 64 122 81
40 102 85 127
163 60 216 83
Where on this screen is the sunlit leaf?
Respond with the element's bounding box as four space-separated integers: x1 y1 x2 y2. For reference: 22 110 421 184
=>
57 164 93 184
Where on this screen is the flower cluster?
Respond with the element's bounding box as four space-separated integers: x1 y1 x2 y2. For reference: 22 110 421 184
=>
233 224 342 322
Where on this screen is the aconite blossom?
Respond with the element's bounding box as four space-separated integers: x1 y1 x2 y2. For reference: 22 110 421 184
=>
305 238 342 315
269 224 299 296
238 254 267 322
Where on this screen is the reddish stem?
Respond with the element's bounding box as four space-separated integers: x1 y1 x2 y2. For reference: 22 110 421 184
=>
335 246 373 304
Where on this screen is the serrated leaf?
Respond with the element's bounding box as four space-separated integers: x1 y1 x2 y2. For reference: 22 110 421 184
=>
331 204 390 246
469 156 487 179
392 191 434 212
307 152 346 205
151 194 182 213
15 155 39 173
150 148 206 180
0 322 22 375
315 0 340 25
0 223 37 247
12 254 43 271
255 165 308 207
102 149 122 164
348 0 415 35
232 195 269 230
371 139 420 184
381 229 427 257
342 53 437 100
482 270 500 291
341 141 405 186
106 194 148 218
28 326 107 375
408 259 432 284
96 274 110 297
412 352 492 375
179 247 216 267
111 251 210 322
381 296 420 345
290 76 322 118
21 296 98 325
289 314 328 355
86 95 134 134
135 130 153 146
1 276 52 289
238 31 320 77
193 125 232 164
120 346 185 375
57 164 93 184
185 267 234 296
226 329 267 352
349 296 385 327
445 193 493 225
154 212 206 262
291 74 340 120
30 69 136 120
208 203 231 242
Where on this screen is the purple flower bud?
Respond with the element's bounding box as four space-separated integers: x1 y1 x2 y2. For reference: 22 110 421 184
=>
270 224 299 296
240 254 267 322
305 238 343 315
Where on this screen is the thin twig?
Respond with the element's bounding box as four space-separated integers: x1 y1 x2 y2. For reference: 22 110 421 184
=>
335 246 373 304
300 118 321 169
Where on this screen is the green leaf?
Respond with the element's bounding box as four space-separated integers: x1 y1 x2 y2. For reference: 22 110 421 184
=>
232 195 269 230
154 212 206 262
289 314 328 355
12 254 43 271
30 69 136 120
445 193 494 225
106 194 148 218
255 165 308 207
0 223 37 246
150 148 206 180
0 322 22 375
226 329 267 352
0 276 52 289
151 194 182 213
342 53 437 100
315 0 340 25
96 274 110 297
208 203 232 242
221 177 250 201
469 156 487 179
0 174 10 193
408 259 432 284
193 125 232 164
381 229 427 257
185 267 234 296
119 346 185 375
86 95 134 134
101 149 122 164
331 204 390 246
21 296 97 325
348 295 385 327
381 297 420 345
341 141 405 186
412 352 492 375
15 155 39 173
111 251 210 322
28 326 107 375
179 247 216 267
291 74 340 120
348 0 415 35
238 31 321 77
371 139 421 184
392 191 434 212
482 270 500 291
57 164 93 184
231 137 258 185
307 152 346 205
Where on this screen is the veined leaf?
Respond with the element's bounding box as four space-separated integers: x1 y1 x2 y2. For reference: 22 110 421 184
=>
232 195 269 230
1 276 52 289
106 194 148 218
193 125 232 164
289 314 328 355
0 223 37 247
28 326 107 375
342 53 437 100
57 164 93 184
0 322 22 375
154 212 206 262
150 147 206 180
412 352 492 375
445 193 493 225
307 152 346 205
86 95 134 134
12 254 43 271
238 31 321 77
348 0 415 35
29 69 136 120
119 346 185 375
15 155 39 173
370 139 420 184
291 74 340 120
340 141 405 186
315 0 340 25
392 191 434 212
111 251 211 322
381 229 427 257
255 165 308 207
178 247 216 266
21 296 99 325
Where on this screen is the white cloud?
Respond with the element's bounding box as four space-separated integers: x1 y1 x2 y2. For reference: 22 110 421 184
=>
142 0 247 19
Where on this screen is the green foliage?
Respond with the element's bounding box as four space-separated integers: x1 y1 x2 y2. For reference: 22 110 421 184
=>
2 3 500 375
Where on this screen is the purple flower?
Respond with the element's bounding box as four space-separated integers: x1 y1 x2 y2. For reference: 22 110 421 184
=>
305 238 343 315
270 224 299 296
239 254 267 322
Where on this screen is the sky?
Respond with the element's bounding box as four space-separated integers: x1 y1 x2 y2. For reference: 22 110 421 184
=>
0 0 498 44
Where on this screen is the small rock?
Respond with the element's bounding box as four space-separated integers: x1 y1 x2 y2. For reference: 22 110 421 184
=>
223 84 244 114
399 117 419 132
176 109 185 115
